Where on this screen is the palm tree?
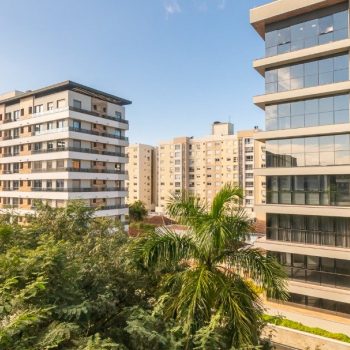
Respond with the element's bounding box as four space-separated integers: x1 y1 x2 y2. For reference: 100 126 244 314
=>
131 184 287 349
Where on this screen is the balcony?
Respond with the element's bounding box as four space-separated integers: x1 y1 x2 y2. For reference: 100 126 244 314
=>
31 146 126 157
31 167 127 174
0 106 128 126
69 106 128 125
68 127 128 141
31 187 127 192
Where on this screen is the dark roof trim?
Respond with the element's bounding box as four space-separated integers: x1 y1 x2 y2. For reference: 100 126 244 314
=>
0 80 132 106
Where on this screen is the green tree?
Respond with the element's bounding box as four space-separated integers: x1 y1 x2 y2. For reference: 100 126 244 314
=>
0 201 180 349
131 184 288 349
129 200 147 222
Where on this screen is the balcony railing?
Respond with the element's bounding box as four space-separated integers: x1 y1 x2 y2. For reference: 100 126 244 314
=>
30 167 127 174
69 106 128 125
29 126 128 141
31 146 126 157
97 204 128 210
31 187 127 192
68 127 128 141
1 106 128 125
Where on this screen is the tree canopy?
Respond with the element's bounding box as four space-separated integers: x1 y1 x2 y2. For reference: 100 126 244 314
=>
0 194 283 349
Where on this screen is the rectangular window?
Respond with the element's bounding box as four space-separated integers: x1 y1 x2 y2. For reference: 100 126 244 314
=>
73 99 82 109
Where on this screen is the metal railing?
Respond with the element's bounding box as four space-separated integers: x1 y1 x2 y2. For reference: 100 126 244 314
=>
0 106 128 125
31 167 127 174
31 187 127 192
31 146 126 157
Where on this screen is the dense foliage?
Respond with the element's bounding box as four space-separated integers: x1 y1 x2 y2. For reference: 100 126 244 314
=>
128 201 147 222
0 193 285 349
0 202 178 349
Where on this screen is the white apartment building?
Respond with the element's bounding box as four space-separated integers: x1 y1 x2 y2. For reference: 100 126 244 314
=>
126 143 157 211
156 122 264 216
0 80 130 223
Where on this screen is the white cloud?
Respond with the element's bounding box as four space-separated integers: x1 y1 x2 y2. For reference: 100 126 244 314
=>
164 0 181 16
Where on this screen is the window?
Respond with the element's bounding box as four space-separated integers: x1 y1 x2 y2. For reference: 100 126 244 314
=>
265 8 348 57
266 134 350 167
72 120 81 129
56 120 64 129
33 180 42 189
57 99 65 108
33 161 42 170
47 102 54 111
47 122 54 130
56 180 64 189
57 140 65 148
47 141 54 150
13 110 20 121
47 180 52 189
73 140 81 149
34 105 43 114
56 160 64 169
73 99 82 109
34 142 42 151
265 54 349 93
72 160 80 169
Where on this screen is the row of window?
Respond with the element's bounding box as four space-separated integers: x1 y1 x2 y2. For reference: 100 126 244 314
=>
266 134 350 167
266 175 350 206
265 54 348 93
270 252 350 290
265 7 348 57
287 293 350 316
1 99 123 122
267 214 350 248
1 160 123 172
265 94 349 131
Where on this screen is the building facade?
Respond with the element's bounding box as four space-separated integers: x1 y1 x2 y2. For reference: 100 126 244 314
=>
126 143 157 211
156 122 264 215
0 81 130 223
251 0 350 318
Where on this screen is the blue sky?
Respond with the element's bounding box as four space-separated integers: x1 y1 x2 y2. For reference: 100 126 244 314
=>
0 0 269 145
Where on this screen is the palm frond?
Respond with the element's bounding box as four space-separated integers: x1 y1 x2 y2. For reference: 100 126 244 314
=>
210 184 243 219
224 248 289 301
130 227 199 270
166 192 206 226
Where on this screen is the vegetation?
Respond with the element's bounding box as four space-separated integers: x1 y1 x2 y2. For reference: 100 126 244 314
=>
264 315 350 344
0 191 287 349
131 184 288 349
128 200 147 222
0 202 177 349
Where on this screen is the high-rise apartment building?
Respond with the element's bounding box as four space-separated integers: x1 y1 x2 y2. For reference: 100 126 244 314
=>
0 81 130 223
126 143 157 211
251 0 350 319
156 122 264 215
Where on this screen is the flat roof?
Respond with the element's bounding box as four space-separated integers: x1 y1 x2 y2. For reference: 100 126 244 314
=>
0 80 132 106
250 0 345 37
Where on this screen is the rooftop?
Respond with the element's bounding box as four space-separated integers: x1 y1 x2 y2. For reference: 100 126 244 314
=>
0 80 132 106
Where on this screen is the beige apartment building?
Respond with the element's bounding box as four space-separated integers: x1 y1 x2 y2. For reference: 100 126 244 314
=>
251 0 350 323
126 143 157 211
0 81 130 223
156 122 265 216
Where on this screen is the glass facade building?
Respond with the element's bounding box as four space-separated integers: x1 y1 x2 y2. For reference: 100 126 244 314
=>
252 0 350 319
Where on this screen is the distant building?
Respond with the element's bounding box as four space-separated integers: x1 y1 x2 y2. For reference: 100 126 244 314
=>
156 122 265 216
126 143 157 211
